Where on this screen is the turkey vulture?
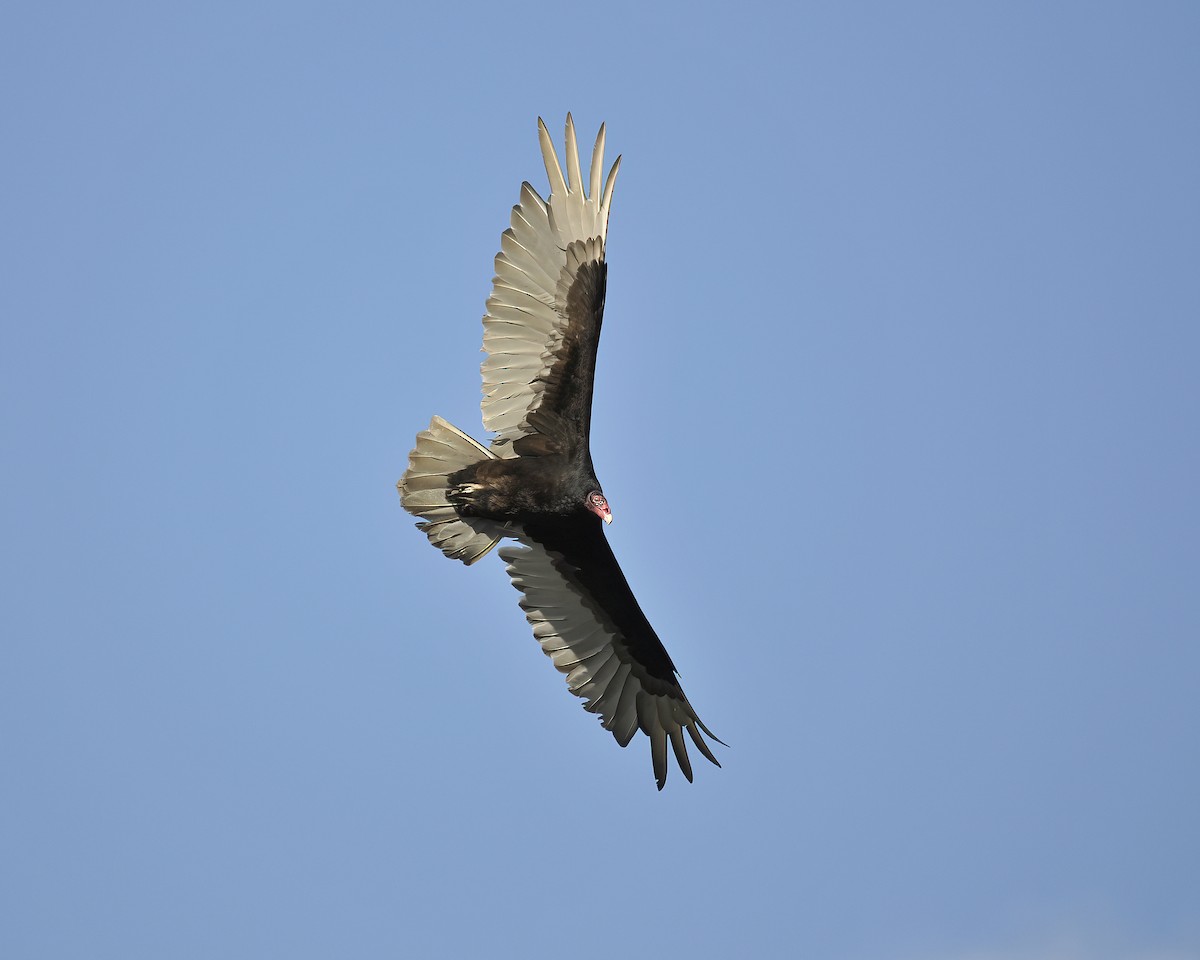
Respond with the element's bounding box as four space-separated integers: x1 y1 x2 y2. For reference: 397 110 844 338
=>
397 115 721 789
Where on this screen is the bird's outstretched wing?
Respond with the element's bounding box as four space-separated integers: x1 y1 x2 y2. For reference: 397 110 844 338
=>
480 115 621 457
500 516 722 789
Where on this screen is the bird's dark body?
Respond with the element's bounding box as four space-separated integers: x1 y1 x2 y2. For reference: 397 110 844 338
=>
448 453 598 521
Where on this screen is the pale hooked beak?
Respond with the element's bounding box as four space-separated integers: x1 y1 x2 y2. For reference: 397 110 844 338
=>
589 499 613 525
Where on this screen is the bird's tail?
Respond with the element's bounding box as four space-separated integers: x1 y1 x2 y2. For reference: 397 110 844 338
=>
397 416 504 565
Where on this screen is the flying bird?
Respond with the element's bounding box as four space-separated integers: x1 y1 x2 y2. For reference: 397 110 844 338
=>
397 115 721 789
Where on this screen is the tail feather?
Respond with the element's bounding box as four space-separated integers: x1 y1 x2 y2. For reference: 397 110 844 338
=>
397 416 503 565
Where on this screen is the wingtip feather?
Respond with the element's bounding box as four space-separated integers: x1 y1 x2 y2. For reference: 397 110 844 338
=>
564 113 583 192
599 155 621 230
650 727 668 791
669 727 694 783
538 117 567 198
589 123 606 200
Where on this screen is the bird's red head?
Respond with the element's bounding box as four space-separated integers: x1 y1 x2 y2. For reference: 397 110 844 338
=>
586 490 613 524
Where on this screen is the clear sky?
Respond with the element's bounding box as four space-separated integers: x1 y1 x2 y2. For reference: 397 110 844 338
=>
2 3 1197 958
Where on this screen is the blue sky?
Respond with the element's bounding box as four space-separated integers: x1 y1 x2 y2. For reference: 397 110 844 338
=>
2 2 1198 958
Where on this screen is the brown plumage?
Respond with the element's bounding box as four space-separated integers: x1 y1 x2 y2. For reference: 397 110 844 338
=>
397 116 722 789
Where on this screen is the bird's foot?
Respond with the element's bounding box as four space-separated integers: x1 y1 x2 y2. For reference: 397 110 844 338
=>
447 483 484 513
